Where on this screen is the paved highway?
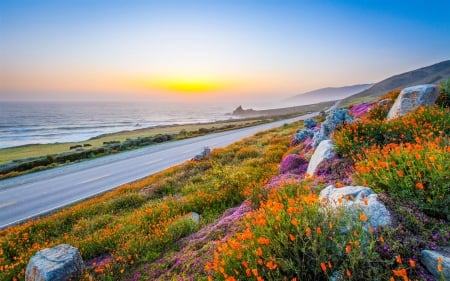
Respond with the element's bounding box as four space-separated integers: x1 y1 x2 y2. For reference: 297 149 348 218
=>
0 112 318 229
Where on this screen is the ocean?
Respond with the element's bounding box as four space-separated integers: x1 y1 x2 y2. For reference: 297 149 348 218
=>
0 102 236 149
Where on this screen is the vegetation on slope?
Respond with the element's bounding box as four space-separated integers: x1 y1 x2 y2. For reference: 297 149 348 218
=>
0 117 298 281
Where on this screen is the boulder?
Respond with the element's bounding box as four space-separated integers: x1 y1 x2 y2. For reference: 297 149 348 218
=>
294 129 314 143
318 185 391 230
306 140 335 176
377 99 391 106
193 147 211 161
421 248 450 280
387 84 439 119
25 244 84 281
303 119 317 129
188 212 200 224
320 109 353 138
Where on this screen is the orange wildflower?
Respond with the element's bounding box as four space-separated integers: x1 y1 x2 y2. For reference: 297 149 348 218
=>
415 182 424 190
291 218 298 226
346 268 351 277
396 255 402 264
316 227 322 234
408 259 416 268
258 237 270 245
305 227 311 237
266 260 277 270
255 247 263 256
359 213 368 222
289 234 296 242
392 268 408 280
346 245 352 253
320 262 327 272
397 170 404 177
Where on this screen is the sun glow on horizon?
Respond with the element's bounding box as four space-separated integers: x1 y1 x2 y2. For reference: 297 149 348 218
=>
136 76 234 95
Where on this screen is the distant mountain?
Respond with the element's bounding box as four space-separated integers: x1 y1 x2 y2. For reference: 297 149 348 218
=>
342 60 450 105
287 84 373 104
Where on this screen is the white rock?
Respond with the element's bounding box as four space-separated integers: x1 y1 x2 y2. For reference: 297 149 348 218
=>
25 244 84 281
421 248 450 280
319 185 391 229
387 84 439 120
306 140 335 176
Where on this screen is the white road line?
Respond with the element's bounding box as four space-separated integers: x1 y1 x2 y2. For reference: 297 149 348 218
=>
0 201 16 209
80 174 111 184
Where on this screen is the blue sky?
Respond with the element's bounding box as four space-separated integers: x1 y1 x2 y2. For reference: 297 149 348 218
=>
0 0 449 102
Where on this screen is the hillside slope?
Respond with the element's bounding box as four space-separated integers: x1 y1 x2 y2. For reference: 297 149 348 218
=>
342 60 450 105
287 84 372 104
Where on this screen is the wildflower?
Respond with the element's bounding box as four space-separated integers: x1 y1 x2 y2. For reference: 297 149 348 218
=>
346 268 351 277
255 247 263 256
328 261 332 269
320 262 327 272
305 227 311 237
359 213 368 222
409 259 416 267
437 256 443 272
289 234 295 242
316 227 322 234
396 255 402 264
397 170 404 177
415 182 424 190
252 268 258 277
346 245 352 253
258 237 270 245
291 218 298 226
266 260 277 270
392 268 408 280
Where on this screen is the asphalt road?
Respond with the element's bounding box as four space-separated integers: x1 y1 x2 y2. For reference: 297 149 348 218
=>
0 112 319 229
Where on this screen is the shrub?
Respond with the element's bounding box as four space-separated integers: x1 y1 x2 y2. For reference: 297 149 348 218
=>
206 181 391 281
235 147 260 160
354 139 450 220
333 106 450 157
436 77 450 108
279 154 308 175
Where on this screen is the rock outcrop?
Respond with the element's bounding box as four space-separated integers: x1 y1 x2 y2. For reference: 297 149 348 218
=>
25 244 84 281
421 248 450 280
387 84 439 119
319 185 391 230
193 147 211 161
306 140 335 177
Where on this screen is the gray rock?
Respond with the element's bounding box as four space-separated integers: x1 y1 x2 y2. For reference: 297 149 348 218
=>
319 185 391 230
193 147 211 161
294 128 314 143
320 109 353 138
25 244 84 281
421 248 450 280
387 84 439 119
188 212 200 223
377 98 391 106
306 140 335 176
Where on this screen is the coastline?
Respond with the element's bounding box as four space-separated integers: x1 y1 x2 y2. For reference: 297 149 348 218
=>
0 117 269 164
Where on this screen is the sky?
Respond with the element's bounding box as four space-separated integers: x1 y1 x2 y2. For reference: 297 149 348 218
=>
0 0 449 103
